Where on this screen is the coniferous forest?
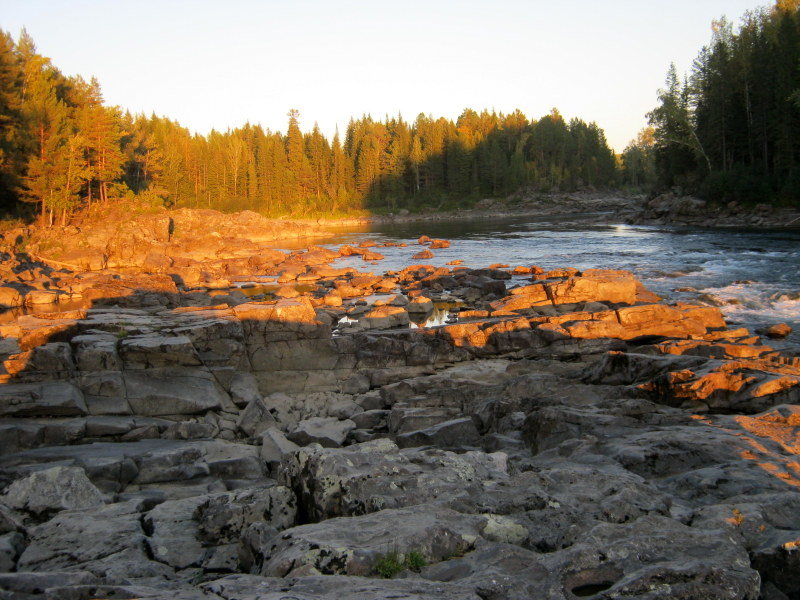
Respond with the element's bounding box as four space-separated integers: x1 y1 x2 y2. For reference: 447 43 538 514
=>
3 1 800 226
647 0 800 205
0 30 617 224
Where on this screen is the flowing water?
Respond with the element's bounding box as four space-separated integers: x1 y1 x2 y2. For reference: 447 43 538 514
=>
282 214 800 346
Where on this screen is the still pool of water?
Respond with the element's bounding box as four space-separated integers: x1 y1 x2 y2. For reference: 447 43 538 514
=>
281 214 800 344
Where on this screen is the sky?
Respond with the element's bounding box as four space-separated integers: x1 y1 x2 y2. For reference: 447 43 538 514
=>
0 0 767 152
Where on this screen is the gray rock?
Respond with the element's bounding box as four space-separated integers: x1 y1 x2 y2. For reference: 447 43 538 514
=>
78 371 131 415
354 389 385 410
395 417 481 449
257 504 484 577
203 573 483 600
279 440 507 522
0 439 267 496
350 409 389 429
237 397 278 438
288 417 356 448
0 504 22 535
1 466 104 517
45 582 224 600
259 428 299 471
388 405 462 433
414 515 759 600
0 382 86 417
72 333 122 371
542 515 759 600
133 441 210 485
16 501 155 575
143 495 208 570
123 368 228 415
0 571 97 596
42 418 87 446
0 421 45 454
84 415 138 437
340 373 371 395
325 397 363 420
144 485 296 571
26 342 75 374
0 531 24 572
228 371 261 408
163 421 217 439
197 485 297 543
120 333 202 369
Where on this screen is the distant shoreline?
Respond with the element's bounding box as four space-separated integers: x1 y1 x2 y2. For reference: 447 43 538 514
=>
307 191 800 231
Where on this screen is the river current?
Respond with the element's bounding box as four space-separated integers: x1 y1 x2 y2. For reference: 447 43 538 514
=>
291 214 800 347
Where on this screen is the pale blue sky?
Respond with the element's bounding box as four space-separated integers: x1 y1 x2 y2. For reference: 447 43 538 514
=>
1 0 765 151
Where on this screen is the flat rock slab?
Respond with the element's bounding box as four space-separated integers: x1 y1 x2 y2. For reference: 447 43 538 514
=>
0 382 86 418
1 465 104 517
16 500 162 578
119 334 202 368
0 439 264 493
257 505 486 577
0 572 98 596
123 368 228 416
43 583 224 600
395 417 481 449
204 574 482 600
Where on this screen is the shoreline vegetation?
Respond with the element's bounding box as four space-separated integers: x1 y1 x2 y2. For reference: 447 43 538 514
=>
1 191 798 289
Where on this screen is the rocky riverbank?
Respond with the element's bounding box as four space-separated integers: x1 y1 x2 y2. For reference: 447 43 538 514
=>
316 192 642 228
627 193 800 229
3 205 330 273
0 221 798 599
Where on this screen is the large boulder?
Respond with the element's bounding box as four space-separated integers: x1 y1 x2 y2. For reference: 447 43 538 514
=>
144 485 296 571
1 466 104 517
279 440 507 522
0 382 86 417
16 501 168 580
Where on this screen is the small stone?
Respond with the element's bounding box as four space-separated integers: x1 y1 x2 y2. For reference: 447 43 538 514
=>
288 417 356 448
259 428 300 470
236 397 278 438
765 323 792 339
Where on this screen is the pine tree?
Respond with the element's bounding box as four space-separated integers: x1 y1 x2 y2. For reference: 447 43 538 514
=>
284 110 314 210
74 77 125 204
0 30 23 210
648 65 707 188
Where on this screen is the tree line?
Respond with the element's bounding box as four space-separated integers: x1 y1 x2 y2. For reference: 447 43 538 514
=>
647 0 800 205
0 29 618 224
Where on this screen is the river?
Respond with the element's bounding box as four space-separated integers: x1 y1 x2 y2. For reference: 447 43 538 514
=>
287 214 800 346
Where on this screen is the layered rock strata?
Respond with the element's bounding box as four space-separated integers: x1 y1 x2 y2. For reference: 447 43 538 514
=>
0 235 797 599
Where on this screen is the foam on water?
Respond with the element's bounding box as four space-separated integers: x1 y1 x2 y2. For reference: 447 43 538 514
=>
296 215 800 345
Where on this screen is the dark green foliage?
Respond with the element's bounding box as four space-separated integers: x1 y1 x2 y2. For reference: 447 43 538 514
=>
374 549 427 578
651 2 800 206
404 550 427 572
374 551 405 578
